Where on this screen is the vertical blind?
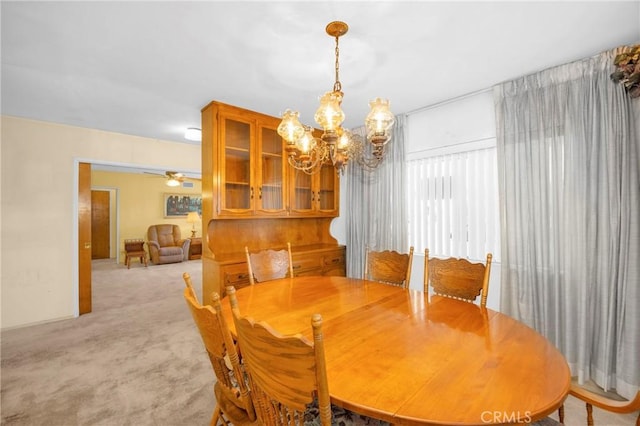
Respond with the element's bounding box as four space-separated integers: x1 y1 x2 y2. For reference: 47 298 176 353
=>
407 145 500 262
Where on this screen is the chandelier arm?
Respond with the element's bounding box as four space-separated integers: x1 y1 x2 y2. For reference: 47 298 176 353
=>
348 132 387 171
286 141 329 175
356 153 385 171
288 155 321 175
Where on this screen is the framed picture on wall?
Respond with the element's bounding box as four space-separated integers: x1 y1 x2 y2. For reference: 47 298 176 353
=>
164 193 202 218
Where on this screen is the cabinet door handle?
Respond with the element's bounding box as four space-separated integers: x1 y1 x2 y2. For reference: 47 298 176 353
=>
292 265 302 270
259 187 262 200
250 187 254 200
311 192 315 202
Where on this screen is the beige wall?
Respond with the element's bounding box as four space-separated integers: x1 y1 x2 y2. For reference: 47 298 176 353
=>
1 116 200 329
91 170 202 260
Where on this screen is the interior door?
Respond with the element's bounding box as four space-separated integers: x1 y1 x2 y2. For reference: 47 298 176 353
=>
91 190 110 259
78 162 92 314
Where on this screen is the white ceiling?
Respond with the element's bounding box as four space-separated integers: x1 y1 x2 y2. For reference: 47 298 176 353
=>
2 1 639 148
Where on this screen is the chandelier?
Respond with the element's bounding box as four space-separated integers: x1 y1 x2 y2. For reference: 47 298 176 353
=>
277 21 395 175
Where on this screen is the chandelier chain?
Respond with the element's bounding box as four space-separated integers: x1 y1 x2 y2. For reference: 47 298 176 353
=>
333 35 342 93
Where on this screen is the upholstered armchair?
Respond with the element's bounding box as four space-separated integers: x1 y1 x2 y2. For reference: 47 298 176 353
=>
147 224 190 265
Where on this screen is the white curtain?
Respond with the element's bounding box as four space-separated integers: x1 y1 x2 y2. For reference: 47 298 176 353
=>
345 115 408 278
494 47 640 399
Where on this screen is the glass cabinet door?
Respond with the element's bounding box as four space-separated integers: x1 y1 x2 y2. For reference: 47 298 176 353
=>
289 162 339 216
257 125 286 215
291 169 314 214
220 116 253 214
317 162 337 213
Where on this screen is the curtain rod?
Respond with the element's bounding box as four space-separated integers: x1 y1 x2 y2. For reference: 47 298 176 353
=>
405 87 493 116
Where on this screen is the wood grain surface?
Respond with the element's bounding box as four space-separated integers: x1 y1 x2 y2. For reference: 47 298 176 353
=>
220 276 570 425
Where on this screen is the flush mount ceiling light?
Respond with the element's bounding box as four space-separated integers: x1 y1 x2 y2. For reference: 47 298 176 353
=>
184 127 201 142
277 21 395 175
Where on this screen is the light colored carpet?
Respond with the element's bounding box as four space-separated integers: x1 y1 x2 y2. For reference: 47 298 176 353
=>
1 259 637 425
1 259 212 425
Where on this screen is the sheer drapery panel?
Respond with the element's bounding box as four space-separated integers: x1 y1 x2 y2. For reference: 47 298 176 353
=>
494 46 639 400
345 115 408 279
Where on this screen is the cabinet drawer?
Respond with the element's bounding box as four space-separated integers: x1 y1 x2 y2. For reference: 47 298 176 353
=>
322 253 345 268
291 255 321 274
223 263 251 287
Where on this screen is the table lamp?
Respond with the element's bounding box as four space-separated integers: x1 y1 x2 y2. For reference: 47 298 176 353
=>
186 212 200 238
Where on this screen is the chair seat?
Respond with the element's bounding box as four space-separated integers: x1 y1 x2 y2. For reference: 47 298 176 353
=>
303 399 390 426
304 400 559 426
530 418 560 426
158 246 183 256
214 382 258 426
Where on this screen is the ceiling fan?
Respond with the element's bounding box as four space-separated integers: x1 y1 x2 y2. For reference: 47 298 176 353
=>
144 171 200 187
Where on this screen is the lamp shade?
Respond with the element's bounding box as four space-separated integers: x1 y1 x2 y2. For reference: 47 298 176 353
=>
314 91 345 131
186 212 200 223
277 109 305 144
365 98 395 135
296 127 317 155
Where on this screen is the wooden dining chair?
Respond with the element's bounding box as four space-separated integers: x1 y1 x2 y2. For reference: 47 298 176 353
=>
364 246 414 289
183 273 257 426
558 381 640 426
227 286 389 426
245 242 294 285
423 249 493 307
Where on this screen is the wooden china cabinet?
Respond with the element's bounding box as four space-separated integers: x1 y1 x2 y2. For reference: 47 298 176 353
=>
201 101 345 299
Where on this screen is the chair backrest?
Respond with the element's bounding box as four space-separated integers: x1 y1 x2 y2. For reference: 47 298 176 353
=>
424 249 493 307
183 275 255 422
364 246 414 289
245 242 294 285
227 286 331 426
147 224 181 247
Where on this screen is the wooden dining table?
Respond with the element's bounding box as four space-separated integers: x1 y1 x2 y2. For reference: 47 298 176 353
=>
219 276 570 425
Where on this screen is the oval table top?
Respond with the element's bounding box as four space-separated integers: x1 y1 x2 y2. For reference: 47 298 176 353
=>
220 276 570 425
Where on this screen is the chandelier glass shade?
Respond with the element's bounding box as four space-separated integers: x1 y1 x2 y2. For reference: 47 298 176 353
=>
277 21 395 175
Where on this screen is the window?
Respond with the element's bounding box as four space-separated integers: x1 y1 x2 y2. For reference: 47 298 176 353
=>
407 143 500 262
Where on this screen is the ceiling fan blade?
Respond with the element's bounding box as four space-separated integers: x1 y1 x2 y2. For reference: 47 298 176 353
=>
143 170 200 182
